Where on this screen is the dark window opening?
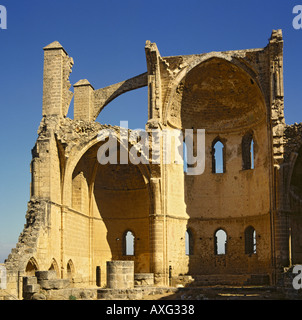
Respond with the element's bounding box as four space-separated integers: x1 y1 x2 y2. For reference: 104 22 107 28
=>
242 133 255 170
245 226 256 255
183 141 188 173
185 229 194 255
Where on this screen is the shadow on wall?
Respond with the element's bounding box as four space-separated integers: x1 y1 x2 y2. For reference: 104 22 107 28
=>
73 143 151 276
178 57 271 286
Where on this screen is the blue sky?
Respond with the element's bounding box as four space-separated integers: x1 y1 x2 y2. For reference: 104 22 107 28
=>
0 0 302 262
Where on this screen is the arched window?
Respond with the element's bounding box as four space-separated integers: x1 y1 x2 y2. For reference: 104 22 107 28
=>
245 226 256 255
123 230 135 256
214 229 227 255
212 139 225 173
25 257 39 276
242 133 255 170
67 259 75 280
183 141 188 173
185 228 194 255
251 139 254 169
49 258 60 278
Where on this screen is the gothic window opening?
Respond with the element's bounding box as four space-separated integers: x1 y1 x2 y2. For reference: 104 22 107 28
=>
185 228 194 255
251 139 254 169
49 258 60 277
67 259 75 280
245 226 256 255
215 229 227 255
183 141 188 173
25 257 39 276
183 132 195 172
212 139 225 173
242 133 255 170
123 230 135 256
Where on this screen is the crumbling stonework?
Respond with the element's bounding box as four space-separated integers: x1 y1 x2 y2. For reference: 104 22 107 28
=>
2 30 302 299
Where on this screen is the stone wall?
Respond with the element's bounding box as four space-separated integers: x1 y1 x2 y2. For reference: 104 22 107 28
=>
277 266 302 299
22 270 98 300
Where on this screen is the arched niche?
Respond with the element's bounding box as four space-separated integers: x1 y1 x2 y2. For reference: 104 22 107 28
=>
167 57 266 132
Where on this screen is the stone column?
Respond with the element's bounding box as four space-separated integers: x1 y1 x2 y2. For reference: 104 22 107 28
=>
145 41 162 124
268 30 288 283
42 41 73 118
73 79 95 121
150 178 166 286
106 261 134 289
268 29 285 165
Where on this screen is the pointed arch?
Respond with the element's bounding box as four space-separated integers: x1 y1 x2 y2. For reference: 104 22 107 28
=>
242 131 255 170
67 259 75 280
164 55 267 131
212 138 226 173
25 257 39 276
48 258 60 277
63 131 151 208
123 230 135 256
245 226 257 255
185 228 194 255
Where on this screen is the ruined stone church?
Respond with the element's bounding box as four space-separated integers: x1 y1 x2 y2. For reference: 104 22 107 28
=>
3 29 302 299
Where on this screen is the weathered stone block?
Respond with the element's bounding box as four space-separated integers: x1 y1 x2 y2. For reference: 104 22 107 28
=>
32 293 46 300
35 270 57 281
23 276 37 286
39 279 70 290
24 284 40 293
134 273 154 286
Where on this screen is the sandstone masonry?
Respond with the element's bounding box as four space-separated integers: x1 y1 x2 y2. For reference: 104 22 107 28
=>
2 30 302 299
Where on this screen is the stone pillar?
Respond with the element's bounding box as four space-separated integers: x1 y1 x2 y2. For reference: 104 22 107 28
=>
96 266 101 287
106 261 134 289
34 42 73 201
73 79 95 121
268 29 285 165
150 178 166 286
30 126 62 202
145 41 162 123
151 216 166 286
268 30 288 281
42 41 73 117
